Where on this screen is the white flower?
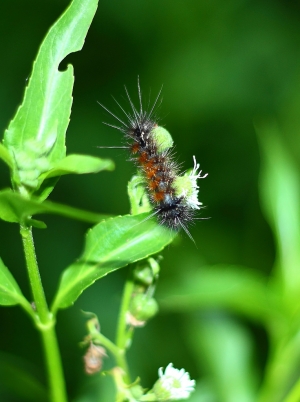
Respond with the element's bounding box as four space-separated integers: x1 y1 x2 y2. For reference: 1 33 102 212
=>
187 155 208 210
173 156 207 211
152 363 195 400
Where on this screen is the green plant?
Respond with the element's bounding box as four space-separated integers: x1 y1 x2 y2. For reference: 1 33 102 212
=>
0 1 186 401
3 1 300 402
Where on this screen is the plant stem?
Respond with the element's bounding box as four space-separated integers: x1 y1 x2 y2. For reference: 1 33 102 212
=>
114 266 135 385
41 324 68 402
90 329 130 380
116 267 134 350
20 225 49 323
20 225 68 402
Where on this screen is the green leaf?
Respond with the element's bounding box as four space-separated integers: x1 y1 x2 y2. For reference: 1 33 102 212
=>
3 0 98 195
52 214 176 312
41 154 114 179
0 258 29 307
31 177 60 203
26 218 47 229
255 120 300 297
0 189 107 224
158 265 269 322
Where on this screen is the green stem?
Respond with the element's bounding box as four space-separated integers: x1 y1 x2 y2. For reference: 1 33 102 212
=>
90 329 130 380
20 225 49 323
113 266 136 386
41 324 68 402
20 225 67 402
116 267 134 350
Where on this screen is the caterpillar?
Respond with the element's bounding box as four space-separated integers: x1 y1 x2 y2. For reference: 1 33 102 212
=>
98 79 207 242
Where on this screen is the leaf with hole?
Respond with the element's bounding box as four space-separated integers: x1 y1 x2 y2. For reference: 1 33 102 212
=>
3 0 98 198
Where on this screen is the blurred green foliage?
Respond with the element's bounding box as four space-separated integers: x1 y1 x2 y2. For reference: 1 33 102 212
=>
1 0 300 401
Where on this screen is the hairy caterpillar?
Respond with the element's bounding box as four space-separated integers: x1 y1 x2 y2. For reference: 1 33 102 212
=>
98 79 207 242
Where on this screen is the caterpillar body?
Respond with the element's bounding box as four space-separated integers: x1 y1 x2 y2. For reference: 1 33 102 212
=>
98 80 207 242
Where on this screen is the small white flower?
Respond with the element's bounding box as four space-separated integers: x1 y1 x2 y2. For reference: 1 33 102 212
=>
152 363 195 400
174 155 207 210
187 155 208 210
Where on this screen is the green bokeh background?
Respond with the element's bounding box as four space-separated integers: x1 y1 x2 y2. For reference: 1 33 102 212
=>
1 0 300 400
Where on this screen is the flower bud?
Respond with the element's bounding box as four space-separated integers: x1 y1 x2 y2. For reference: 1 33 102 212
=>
129 294 159 322
133 263 154 286
152 126 174 153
